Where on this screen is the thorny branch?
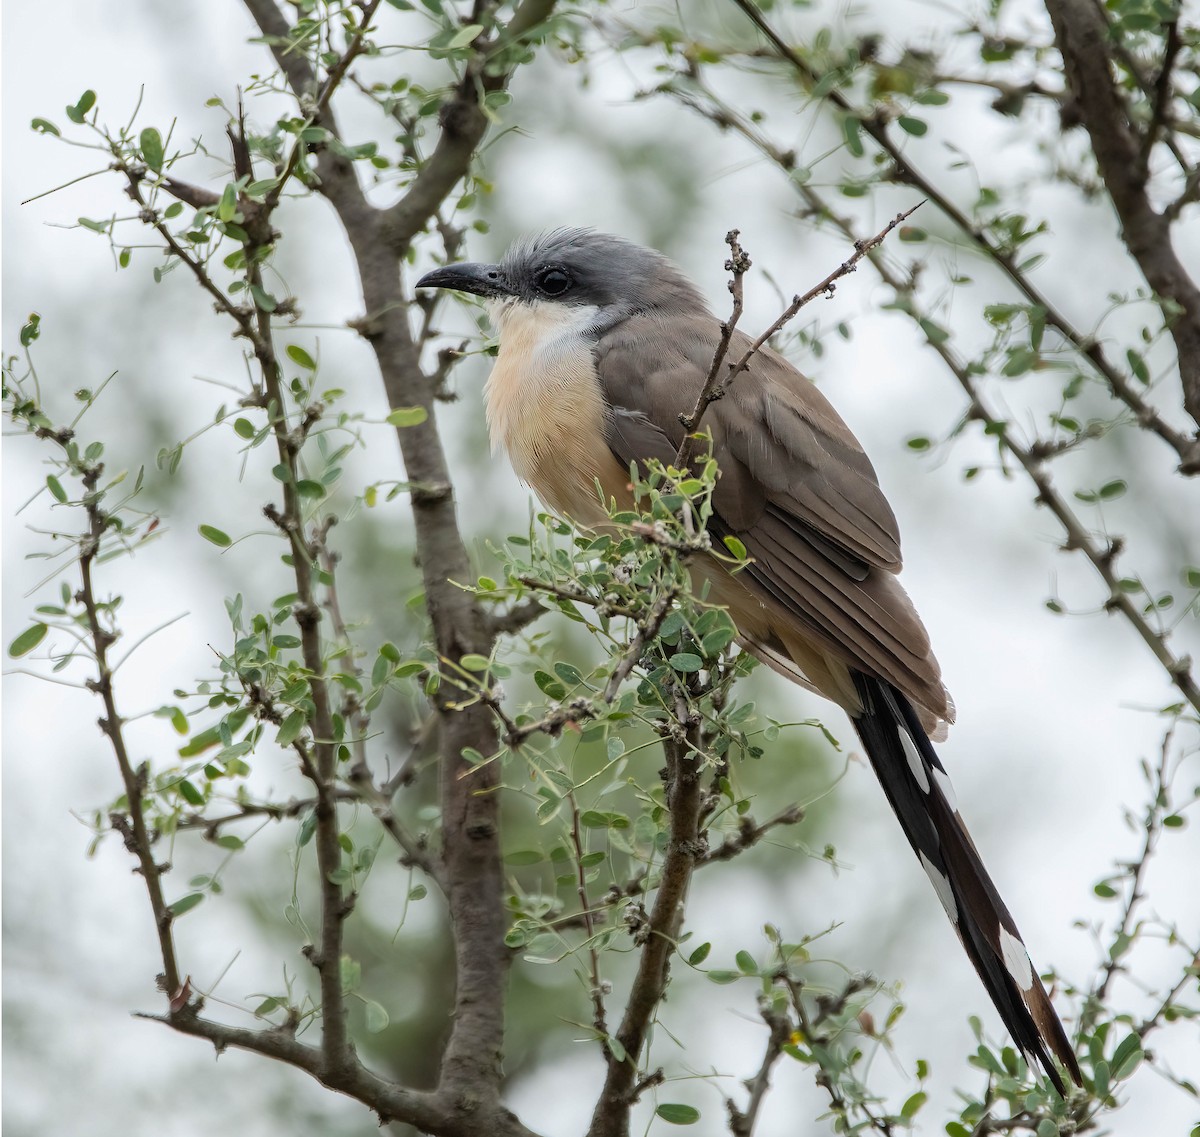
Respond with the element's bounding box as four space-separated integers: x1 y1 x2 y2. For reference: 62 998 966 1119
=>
676 228 750 469
76 445 184 1000
678 209 919 470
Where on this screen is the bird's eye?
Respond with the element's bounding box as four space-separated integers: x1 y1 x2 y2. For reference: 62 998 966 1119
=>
535 268 571 297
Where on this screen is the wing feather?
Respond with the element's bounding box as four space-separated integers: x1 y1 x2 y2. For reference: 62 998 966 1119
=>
592 311 949 721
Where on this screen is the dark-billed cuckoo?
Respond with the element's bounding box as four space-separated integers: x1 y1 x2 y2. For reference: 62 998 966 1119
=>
417 228 1080 1093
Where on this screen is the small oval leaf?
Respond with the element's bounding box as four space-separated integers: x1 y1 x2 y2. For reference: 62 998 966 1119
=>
198 524 232 547
9 623 48 658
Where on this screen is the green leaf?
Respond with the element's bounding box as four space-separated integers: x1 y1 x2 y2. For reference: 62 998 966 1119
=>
460 653 491 672
722 535 747 559
363 999 389 1033
31 117 61 136
504 850 543 866
233 417 256 439
655 1104 700 1125
1036 1120 1058 1137
1163 813 1185 828
249 284 277 313
386 406 428 427
668 652 703 673
214 835 245 851
1093 881 1118 899
276 710 306 748
919 318 950 344
169 892 205 916
8 623 48 658
46 475 68 502
687 942 711 966
139 127 164 172
198 524 232 547
897 115 927 136
66 89 96 124
900 1091 927 1119
1112 1032 1143 1079
179 779 205 806
286 344 317 370
218 182 238 222
554 662 584 686
735 950 757 973
534 670 567 699
339 954 361 994
20 314 42 346
1098 479 1127 501
841 114 864 157
606 1035 627 1063
446 22 484 49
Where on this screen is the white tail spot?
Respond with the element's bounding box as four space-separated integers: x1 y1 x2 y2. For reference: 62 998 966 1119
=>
900 729 930 793
919 851 958 923
932 766 958 812
999 925 1034 991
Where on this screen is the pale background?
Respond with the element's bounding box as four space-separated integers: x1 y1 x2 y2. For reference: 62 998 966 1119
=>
3 2 1198 1134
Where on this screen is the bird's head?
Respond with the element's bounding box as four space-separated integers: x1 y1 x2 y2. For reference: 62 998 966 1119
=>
415 228 706 332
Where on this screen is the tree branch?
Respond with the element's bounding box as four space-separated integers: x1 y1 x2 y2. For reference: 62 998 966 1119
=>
137 1008 546 1137
724 0 1200 472
587 710 706 1137
1043 0 1200 432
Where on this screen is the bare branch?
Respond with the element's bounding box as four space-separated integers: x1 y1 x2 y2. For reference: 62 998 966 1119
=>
676 229 750 468
702 805 804 865
137 1008 547 1137
727 1006 791 1137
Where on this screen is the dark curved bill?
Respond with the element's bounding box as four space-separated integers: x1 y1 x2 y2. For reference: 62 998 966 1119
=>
415 262 512 298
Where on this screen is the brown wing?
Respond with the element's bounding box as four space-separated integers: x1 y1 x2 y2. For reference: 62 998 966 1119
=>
593 310 951 722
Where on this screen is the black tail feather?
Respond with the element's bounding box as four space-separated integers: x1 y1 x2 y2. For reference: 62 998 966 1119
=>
850 672 1081 1094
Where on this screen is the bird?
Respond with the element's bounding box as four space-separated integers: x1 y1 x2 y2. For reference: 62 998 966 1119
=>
416 228 1081 1093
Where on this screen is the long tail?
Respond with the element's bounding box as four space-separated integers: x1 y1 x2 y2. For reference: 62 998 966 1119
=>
850 672 1081 1094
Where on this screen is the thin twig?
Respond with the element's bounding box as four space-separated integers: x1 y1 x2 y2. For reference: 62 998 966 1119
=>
1089 726 1175 1010
727 1007 791 1137
679 210 919 466
702 805 804 864
568 793 612 1056
676 229 750 469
